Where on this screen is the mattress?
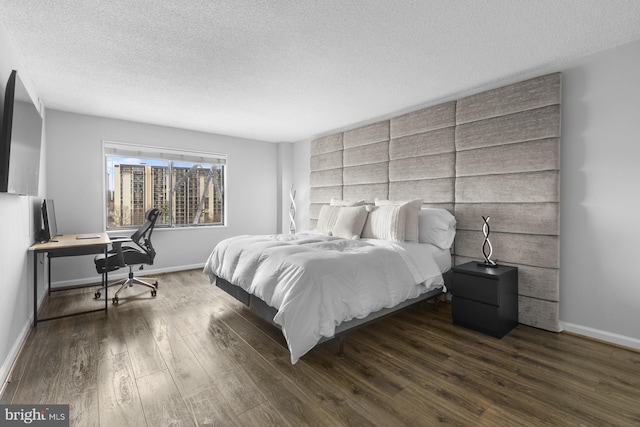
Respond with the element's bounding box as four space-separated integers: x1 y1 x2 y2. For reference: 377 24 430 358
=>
382 239 452 276
204 233 448 363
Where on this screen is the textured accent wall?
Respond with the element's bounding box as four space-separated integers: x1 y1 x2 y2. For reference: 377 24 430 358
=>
309 133 343 228
342 121 390 202
308 72 561 332
454 73 562 331
388 101 456 208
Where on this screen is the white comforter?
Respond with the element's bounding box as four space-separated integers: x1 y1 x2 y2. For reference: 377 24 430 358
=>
203 233 444 363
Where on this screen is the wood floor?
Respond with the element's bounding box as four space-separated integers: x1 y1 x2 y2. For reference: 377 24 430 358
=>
2 269 639 426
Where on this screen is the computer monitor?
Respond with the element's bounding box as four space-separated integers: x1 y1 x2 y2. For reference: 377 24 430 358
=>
42 199 59 241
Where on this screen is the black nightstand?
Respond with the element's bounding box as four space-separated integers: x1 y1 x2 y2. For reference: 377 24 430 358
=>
450 262 518 338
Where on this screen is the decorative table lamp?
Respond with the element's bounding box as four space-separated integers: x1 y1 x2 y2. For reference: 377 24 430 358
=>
289 185 297 234
478 216 498 268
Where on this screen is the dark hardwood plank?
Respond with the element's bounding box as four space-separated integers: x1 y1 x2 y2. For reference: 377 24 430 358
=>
136 369 196 426
302 347 422 426
56 316 100 427
183 329 266 416
119 310 166 378
236 401 294 427
150 322 212 398
219 313 378 426
183 385 241 426
97 352 146 427
0 380 18 404
10 317 74 404
2 269 640 427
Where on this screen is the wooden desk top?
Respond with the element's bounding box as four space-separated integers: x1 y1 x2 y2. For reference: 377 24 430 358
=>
30 232 111 252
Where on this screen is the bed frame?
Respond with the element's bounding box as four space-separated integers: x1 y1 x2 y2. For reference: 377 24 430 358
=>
215 272 450 356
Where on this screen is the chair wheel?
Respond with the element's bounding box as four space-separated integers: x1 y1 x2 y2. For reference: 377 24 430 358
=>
112 296 119 305
94 291 101 299
151 289 157 297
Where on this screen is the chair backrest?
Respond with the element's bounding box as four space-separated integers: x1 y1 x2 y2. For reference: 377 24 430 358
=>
130 208 161 263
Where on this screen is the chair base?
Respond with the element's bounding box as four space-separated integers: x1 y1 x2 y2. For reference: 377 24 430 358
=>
94 267 158 304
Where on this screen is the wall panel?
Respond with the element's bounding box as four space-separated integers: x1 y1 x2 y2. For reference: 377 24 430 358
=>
343 121 389 148
310 168 342 188
310 133 343 156
308 72 561 332
456 72 562 125
456 171 560 203
455 231 559 269
389 103 456 204
455 105 561 151
389 178 455 204
456 138 560 176
310 150 342 172
344 141 389 166
389 152 455 182
390 127 455 159
344 163 389 185
309 133 344 227
342 121 391 203
454 72 562 332
518 296 560 332
390 101 456 138
343 183 389 202
455 203 559 236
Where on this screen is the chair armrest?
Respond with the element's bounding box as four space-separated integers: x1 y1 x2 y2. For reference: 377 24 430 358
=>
110 237 133 267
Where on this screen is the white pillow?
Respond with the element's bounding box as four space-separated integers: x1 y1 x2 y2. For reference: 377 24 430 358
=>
330 197 365 207
418 208 457 249
315 205 341 235
375 199 422 242
332 206 368 239
361 204 406 242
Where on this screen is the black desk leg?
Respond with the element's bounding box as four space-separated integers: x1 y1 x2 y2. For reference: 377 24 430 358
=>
32 244 109 327
104 245 108 313
33 252 38 327
48 253 51 296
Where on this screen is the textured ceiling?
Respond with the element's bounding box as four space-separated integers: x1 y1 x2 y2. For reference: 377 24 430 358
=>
1 1 640 143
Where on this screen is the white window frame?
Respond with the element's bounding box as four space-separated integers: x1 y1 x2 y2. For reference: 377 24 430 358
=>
102 141 227 230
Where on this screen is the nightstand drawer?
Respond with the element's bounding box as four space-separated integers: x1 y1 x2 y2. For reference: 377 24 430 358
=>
452 297 501 337
451 273 499 305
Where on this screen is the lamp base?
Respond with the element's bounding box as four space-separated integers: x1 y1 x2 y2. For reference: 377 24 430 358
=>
477 261 499 268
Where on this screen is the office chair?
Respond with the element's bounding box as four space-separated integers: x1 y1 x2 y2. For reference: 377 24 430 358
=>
94 208 161 304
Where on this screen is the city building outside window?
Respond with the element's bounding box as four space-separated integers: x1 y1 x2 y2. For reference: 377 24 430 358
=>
104 141 226 229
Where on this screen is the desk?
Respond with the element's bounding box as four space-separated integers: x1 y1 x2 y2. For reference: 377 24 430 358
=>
29 233 111 327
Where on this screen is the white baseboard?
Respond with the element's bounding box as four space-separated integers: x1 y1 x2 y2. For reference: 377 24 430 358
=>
1 286 48 396
0 317 32 399
49 263 206 288
560 321 640 351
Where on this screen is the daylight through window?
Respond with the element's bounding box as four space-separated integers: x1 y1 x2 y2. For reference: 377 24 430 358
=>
104 142 226 229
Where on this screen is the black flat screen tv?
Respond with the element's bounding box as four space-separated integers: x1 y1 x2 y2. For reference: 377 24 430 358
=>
0 70 43 196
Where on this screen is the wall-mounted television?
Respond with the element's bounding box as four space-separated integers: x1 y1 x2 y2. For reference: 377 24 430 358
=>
0 70 43 196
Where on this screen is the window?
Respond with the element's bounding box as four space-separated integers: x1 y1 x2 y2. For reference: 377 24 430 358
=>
104 142 226 229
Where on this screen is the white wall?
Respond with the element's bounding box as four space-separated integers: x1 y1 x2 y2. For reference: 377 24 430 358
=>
291 39 640 350
277 142 293 234
0 23 47 391
292 139 310 231
559 40 640 347
45 109 279 285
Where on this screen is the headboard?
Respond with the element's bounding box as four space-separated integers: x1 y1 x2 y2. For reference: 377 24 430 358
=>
309 72 562 332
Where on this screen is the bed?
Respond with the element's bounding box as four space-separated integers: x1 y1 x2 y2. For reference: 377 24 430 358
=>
203 201 456 364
